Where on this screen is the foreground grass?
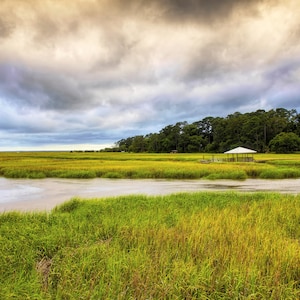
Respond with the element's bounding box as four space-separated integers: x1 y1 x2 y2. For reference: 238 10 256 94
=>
1 151 300 180
0 192 299 299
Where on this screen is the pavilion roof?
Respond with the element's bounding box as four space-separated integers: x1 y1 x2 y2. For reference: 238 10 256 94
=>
224 146 257 154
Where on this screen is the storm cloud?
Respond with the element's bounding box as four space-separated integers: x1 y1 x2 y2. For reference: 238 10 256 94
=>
0 0 300 150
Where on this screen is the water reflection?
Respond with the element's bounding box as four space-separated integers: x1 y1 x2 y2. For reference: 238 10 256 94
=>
1 177 300 212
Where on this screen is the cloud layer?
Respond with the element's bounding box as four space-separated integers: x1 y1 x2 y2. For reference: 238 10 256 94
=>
0 0 300 150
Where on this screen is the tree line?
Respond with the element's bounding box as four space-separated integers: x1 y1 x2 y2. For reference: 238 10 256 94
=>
112 108 300 153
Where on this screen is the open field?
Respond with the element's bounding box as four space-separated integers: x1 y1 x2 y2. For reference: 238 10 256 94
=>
1 151 300 179
0 192 299 299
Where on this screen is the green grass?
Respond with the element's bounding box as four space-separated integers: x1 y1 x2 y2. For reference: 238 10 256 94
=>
0 192 299 299
1 151 300 180
259 168 300 179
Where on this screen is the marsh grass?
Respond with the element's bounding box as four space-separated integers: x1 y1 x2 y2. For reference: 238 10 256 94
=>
205 170 247 180
259 168 300 179
1 152 300 180
3 168 46 179
0 192 299 299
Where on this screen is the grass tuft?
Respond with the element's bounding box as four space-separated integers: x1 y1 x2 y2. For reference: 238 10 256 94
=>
53 197 83 213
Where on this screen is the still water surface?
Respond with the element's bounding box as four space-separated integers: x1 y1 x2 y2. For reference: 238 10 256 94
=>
1 177 300 212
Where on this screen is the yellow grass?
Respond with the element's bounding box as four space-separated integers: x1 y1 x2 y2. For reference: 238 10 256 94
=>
0 151 300 179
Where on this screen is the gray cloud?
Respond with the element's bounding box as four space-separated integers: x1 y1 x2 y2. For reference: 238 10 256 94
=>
264 58 300 82
103 0 270 24
0 64 94 111
0 16 15 38
33 14 61 45
147 0 260 23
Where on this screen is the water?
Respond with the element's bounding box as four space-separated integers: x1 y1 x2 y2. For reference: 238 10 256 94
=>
1 177 300 212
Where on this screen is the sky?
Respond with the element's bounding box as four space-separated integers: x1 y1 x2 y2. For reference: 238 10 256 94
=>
0 0 300 151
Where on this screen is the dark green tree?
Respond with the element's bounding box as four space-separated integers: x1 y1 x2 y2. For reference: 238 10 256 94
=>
269 132 300 153
116 137 134 152
129 135 147 152
240 110 266 152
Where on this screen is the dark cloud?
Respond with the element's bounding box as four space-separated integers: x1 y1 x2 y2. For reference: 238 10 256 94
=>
0 0 269 47
109 0 269 23
150 0 259 23
0 17 15 38
33 15 61 45
0 64 93 111
181 40 235 82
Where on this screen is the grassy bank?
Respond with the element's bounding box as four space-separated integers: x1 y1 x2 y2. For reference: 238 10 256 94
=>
0 192 299 299
1 151 300 180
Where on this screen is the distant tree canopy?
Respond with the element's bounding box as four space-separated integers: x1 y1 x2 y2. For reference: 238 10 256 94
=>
115 108 300 153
